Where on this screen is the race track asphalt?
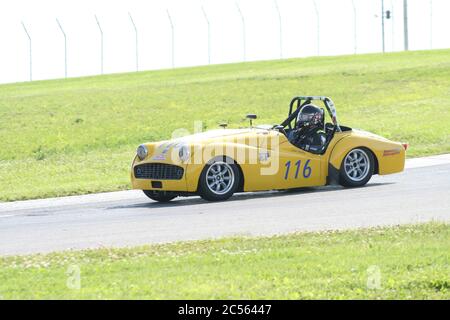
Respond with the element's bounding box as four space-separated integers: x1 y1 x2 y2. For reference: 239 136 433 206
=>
1 155 449 255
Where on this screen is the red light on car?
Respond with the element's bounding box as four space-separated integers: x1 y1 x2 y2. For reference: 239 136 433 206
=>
402 143 409 151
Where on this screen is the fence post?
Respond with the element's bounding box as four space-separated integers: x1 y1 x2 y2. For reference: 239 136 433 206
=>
56 18 67 78
167 9 175 68
274 0 282 59
312 0 320 56
94 15 104 74
21 21 32 81
235 2 246 61
201 6 211 64
128 12 138 72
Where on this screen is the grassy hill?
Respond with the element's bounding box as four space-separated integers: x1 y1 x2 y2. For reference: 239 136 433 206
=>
1 49 450 201
1 223 448 299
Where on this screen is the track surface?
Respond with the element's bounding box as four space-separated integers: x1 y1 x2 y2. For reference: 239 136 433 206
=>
1 155 450 255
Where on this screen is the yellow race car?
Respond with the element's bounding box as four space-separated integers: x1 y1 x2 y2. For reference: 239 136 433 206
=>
131 96 406 202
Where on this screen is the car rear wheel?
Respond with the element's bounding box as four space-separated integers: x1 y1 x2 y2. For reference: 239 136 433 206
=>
143 190 177 202
339 148 374 188
199 157 240 201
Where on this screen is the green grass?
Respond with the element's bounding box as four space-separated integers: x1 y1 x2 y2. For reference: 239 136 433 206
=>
1 50 450 201
0 223 448 299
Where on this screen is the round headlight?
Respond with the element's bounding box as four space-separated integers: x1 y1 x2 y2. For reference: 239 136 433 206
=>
178 145 190 162
137 144 148 160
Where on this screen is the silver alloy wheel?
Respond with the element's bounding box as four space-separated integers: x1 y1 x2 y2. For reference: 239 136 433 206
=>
205 161 235 195
344 148 370 182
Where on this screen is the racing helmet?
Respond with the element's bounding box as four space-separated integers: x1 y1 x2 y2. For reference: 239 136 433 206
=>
296 104 324 129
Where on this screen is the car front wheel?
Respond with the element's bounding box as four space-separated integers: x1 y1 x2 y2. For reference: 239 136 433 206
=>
339 147 374 187
199 157 240 201
143 190 177 202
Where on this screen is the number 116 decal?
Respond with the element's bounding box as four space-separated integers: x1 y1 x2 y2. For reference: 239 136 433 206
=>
284 159 312 180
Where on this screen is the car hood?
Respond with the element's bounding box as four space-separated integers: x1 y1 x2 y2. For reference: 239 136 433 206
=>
142 128 276 161
166 128 273 144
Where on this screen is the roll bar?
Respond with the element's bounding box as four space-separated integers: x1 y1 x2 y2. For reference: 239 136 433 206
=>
281 96 341 132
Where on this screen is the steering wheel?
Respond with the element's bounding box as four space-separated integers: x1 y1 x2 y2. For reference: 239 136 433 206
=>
325 122 334 133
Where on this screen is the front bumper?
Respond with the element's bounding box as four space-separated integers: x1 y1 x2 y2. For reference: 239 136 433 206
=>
131 177 189 191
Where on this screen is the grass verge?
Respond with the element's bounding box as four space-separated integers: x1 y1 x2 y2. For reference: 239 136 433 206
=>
1 49 450 201
0 223 448 299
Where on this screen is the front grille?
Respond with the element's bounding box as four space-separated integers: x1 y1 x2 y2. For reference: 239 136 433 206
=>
134 163 184 180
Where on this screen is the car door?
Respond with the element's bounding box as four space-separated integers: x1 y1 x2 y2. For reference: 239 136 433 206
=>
271 140 323 189
241 132 324 191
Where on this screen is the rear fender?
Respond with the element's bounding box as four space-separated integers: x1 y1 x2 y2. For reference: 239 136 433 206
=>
328 136 405 175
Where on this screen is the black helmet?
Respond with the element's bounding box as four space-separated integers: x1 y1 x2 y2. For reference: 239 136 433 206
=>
296 104 324 129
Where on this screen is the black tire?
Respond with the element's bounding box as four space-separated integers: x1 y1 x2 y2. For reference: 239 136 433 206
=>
143 190 177 202
339 147 375 188
198 156 240 201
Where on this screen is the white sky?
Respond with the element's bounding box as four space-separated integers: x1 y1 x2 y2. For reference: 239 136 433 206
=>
0 0 449 84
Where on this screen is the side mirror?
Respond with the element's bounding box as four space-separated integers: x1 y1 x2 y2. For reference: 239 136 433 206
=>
219 123 228 129
246 114 257 127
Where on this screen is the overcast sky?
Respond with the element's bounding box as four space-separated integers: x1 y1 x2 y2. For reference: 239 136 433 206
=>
0 0 448 84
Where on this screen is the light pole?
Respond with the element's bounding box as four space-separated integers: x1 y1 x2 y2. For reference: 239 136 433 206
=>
201 6 211 64
390 0 395 51
312 0 320 56
128 12 138 72
403 0 408 51
235 2 246 61
429 0 433 49
56 18 67 78
381 0 385 53
351 0 357 54
166 9 174 68
21 21 32 81
95 15 104 74
274 0 282 59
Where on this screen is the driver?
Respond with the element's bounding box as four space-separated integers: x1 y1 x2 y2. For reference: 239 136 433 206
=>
290 104 327 153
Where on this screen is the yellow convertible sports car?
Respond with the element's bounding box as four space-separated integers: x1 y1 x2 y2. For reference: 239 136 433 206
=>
131 96 407 202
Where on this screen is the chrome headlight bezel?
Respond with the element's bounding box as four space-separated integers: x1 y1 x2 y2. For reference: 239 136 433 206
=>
136 144 148 161
178 145 190 162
